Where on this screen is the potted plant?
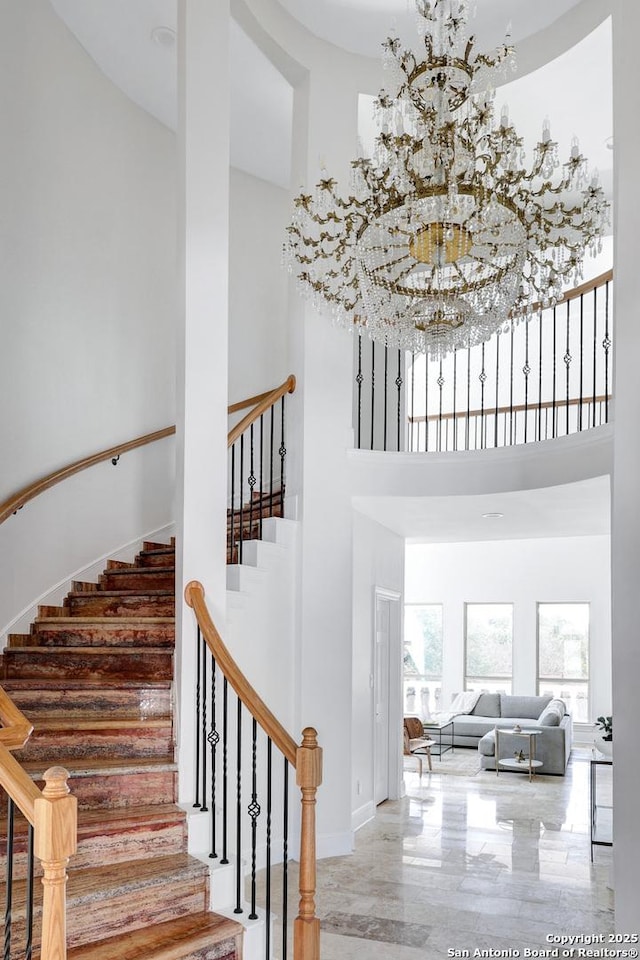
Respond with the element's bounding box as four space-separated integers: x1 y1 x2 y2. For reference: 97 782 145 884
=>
594 715 613 757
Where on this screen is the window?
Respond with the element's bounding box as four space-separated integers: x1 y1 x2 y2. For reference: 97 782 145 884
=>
404 604 443 719
465 603 513 694
537 603 589 722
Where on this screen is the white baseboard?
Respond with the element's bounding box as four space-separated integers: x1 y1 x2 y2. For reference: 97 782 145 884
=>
1 522 175 640
351 801 375 833
316 830 353 859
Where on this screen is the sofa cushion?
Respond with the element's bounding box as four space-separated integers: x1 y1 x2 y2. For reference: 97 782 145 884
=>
500 695 551 719
470 693 501 717
537 699 566 726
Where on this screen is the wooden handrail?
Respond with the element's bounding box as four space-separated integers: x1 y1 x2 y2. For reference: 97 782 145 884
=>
409 393 611 424
227 374 296 448
0 374 297 529
0 426 176 527
185 580 298 765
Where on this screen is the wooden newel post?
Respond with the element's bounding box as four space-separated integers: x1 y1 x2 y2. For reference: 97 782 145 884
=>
34 767 78 960
294 727 322 960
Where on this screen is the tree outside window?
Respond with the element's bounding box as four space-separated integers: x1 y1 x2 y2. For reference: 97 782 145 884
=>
465 603 513 694
538 602 589 722
404 604 443 719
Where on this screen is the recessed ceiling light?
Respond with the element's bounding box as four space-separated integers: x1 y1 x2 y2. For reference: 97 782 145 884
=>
151 26 176 48
482 512 504 519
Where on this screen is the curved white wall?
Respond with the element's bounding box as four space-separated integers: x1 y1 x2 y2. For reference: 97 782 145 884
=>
0 0 177 627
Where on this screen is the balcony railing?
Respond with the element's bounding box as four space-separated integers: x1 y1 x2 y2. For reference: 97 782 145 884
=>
354 270 612 453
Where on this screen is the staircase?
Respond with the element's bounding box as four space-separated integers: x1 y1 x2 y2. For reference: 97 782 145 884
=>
2 539 243 960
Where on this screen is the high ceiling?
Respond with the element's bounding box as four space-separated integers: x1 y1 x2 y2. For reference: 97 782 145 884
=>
48 1 612 197
274 0 585 59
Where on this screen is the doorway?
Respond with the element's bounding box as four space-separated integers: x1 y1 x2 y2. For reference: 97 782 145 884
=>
374 587 402 804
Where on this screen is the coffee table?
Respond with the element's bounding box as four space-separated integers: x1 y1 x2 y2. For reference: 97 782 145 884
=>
496 728 542 781
422 718 454 760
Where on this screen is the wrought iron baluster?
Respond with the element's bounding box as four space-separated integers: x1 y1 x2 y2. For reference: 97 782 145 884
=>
248 423 256 544
234 698 243 914
370 340 375 451
565 300 572 435
452 349 458 451
265 738 273 960
604 281 611 422
269 405 275 517
523 322 531 445
356 335 363 449
201 628 208 813
194 626 202 808
437 359 444 453
383 344 388 451
509 325 515 445
592 287 598 427
259 415 264 540
552 306 557 439
425 354 430 452
248 718 260 919
396 349 403 451
239 434 245 563
494 333 500 448
221 679 229 864
466 346 471 451
410 352 415 451
537 310 543 442
209 658 219 859
4 797 14 960
230 443 236 564
479 343 487 450
279 397 287 516
579 294 585 431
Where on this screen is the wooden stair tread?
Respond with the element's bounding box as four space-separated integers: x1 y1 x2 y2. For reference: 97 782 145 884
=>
102 567 175 575
2 678 172 691
22 755 176 776
65 853 206 900
25 716 172 731
3 803 185 835
35 616 175 625
66 912 241 960
6 645 172 654
65 589 175 598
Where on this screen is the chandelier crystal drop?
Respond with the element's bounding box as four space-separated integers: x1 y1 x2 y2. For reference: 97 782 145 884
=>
284 0 609 358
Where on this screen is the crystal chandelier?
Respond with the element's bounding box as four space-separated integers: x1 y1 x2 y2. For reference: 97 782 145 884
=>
285 0 609 358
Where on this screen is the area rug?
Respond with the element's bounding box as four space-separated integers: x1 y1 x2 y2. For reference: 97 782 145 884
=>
422 747 482 777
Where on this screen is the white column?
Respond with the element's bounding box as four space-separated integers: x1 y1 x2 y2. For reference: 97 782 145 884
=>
288 59 360 856
175 0 230 802
611 0 640 930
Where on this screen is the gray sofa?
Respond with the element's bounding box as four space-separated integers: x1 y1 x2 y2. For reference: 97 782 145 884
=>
450 693 572 775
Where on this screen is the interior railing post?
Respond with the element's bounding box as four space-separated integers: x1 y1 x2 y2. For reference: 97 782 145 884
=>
259 415 264 540
221 679 229 865
370 340 375 451
200 628 208 814
34 766 77 960
269 405 275 517
25 822 34 960
230 443 236 564
452 349 458 451
396 349 402 451
248 423 256 542
579 294 585 431
293 728 323 960
356 334 363 450
523 322 530 445
537 309 543 442
383 344 388 451
248 718 260 920
565 299 572 436
552 306 557 439
592 287 598 428
265 738 273 960
494 333 500 448
279 397 286 515
410 352 415 452
239 435 245 563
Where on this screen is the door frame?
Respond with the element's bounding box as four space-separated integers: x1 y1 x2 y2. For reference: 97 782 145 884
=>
373 587 403 803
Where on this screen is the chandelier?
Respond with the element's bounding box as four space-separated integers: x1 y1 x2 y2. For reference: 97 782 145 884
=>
285 0 609 358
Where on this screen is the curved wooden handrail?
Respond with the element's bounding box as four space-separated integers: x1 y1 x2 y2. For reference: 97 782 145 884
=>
1 374 297 529
227 374 296 448
185 579 298 766
409 393 611 424
0 426 176 528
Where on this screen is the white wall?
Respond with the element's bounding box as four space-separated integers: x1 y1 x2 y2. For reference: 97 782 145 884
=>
228 168 291 404
405 536 612 723
351 512 404 831
0 0 176 630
